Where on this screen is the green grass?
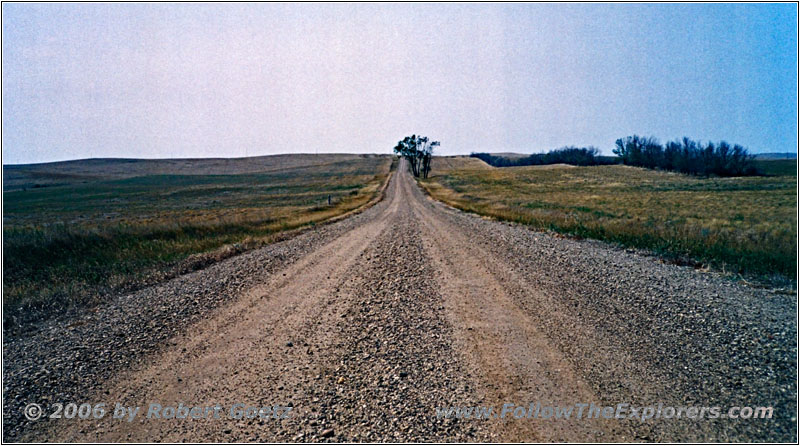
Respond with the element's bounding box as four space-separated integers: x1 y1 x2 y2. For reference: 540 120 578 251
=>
3 156 393 327
421 159 796 281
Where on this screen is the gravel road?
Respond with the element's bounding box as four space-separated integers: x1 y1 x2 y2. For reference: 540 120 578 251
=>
4 159 796 442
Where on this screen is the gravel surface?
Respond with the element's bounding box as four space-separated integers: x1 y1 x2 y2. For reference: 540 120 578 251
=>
4 159 796 442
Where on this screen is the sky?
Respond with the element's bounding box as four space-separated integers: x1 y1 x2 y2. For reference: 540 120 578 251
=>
2 3 797 164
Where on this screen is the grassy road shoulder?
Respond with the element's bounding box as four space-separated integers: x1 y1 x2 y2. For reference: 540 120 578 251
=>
4 155 394 329
419 157 796 284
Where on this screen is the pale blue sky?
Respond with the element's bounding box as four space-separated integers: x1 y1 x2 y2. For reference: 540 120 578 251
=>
2 3 797 164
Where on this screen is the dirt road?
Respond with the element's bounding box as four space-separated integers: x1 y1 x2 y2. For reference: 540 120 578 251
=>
5 159 796 442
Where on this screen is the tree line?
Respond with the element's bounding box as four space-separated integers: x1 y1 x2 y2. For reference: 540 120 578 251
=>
471 146 613 167
469 137 760 177
614 135 758 176
394 135 439 178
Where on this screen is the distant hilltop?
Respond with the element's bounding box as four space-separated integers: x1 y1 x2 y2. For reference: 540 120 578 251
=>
754 152 797 160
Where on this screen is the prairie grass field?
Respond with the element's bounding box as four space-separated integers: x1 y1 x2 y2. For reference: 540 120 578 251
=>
3 154 393 327
421 157 797 282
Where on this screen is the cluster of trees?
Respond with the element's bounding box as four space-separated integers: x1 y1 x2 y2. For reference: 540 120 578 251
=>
394 135 439 178
614 135 758 176
471 146 611 167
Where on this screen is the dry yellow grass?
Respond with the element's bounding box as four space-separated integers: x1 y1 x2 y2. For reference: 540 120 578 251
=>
4 155 394 325
421 159 797 280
